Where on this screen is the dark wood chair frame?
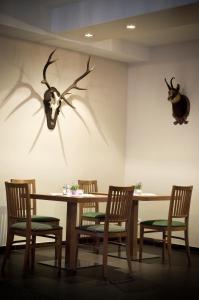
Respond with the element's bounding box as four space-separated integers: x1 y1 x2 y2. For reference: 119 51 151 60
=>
139 185 193 265
1 182 63 275
74 185 135 279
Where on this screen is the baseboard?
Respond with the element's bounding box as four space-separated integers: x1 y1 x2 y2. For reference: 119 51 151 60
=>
142 237 199 253
0 238 85 253
0 237 199 254
0 241 67 254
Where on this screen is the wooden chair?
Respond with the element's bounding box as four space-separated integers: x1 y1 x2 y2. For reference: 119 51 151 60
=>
139 185 193 265
11 179 60 226
1 182 63 275
78 180 106 252
74 185 135 279
78 180 105 225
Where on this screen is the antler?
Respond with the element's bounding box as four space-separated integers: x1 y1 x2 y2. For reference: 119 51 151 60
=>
165 77 175 90
41 49 57 89
58 56 94 103
165 78 171 89
170 77 175 89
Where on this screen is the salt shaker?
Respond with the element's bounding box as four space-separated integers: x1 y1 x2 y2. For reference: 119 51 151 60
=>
66 184 71 195
62 185 67 195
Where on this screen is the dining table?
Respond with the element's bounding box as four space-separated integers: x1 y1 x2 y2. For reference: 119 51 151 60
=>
31 192 107 269
30 191 170 270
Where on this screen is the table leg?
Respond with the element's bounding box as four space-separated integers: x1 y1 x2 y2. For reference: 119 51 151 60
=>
65 201 77 269
130 200 138 259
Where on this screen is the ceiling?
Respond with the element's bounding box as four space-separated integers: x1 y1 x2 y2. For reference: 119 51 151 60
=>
0 0 199 63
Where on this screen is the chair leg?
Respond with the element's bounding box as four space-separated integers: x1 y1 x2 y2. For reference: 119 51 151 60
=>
167 230 172 266
56 231 62 276
118 236 122 257
94 236 100 254
126 232 133 277
31 235 36 272
184 229 191 266
55 244 58 261
1 231 14 273
139 225 144 262
117 222 122 257
75 233 80 269
162 230 166 263
23 236 31 274
102 235 108 279
93 220 100 254
6 233 13 260
52 220 60 261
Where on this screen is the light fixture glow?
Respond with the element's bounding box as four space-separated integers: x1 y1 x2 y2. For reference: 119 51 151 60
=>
84 33 93 38
126 24 136 29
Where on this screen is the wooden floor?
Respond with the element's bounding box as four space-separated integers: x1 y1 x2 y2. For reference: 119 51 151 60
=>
0 243 199 300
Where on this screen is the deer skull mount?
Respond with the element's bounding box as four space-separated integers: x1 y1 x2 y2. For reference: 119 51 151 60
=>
41 49 94 130
165 77 190 125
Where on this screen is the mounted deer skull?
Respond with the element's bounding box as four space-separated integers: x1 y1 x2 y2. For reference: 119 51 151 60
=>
41 49 94 130
165 77 190 125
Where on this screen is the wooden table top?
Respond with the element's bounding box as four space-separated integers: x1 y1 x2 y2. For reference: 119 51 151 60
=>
30 192 108 203
30 192 170 203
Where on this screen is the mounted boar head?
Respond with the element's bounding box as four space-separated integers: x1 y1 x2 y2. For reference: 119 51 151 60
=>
165 77 190 125
41 49 94 130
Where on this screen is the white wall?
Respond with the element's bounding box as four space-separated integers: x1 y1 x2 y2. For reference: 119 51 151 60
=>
1 35 199 249
0 35 127 245
125 40 199 247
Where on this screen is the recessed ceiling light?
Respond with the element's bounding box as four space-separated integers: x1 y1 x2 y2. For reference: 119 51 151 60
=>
126 24 136 30
84 33 93 38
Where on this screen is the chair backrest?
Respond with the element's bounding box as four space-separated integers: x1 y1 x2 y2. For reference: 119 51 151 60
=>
169 185 193 223
78 180 98 224
105 186 134 224
5 181 31 227
10 179 36 215
78 180 98 194
78 180 98 209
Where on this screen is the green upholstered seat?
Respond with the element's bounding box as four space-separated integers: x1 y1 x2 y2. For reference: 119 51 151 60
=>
31 215 59 222
11 222 60 231
82 212 105 219
140 219 185 227
77 224 126 233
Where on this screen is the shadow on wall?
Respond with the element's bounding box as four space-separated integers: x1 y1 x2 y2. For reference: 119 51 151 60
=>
0 206 7 246
0 66 108 165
